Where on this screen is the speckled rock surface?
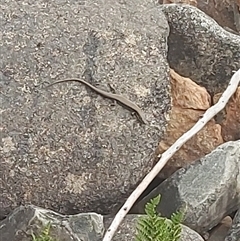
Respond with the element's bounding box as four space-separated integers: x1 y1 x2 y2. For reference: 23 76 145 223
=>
104 214 205 241
0 205 104 241
134 140 240 235
225 209 240 241
160 4 240 94
0 0 170 219
0 205 204 241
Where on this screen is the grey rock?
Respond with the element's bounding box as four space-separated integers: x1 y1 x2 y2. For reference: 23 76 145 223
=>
0 205 204 241
104 215 205 241
0 0 170 219
225 209 240 241
134 140 240 235
207 216 232 241
180 225 205 241
160 4 240 93
104 214 141 241
0 205 104 241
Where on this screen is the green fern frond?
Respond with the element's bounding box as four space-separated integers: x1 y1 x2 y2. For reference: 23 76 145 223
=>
171 209 185 225
169 208 186 241
135 194 185 241
144 194 161 217
31 222 57 241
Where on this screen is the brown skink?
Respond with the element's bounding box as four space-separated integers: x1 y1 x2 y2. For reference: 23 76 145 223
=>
47 78 147 124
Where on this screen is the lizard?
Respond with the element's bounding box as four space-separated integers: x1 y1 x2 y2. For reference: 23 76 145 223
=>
46 78 147 124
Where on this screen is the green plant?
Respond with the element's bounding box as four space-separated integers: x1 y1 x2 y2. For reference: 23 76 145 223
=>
31 222 57 241
135 195 185 241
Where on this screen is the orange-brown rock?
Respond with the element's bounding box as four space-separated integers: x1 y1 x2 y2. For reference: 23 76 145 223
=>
162 0 197 6
156 69 223 179
207 216 232 241
213 87 240 142
197 0 240 33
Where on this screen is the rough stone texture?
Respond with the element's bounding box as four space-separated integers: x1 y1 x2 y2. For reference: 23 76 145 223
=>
0 205 204 241
148 4 240 179
207 216 232 241
234 1 240 32
133 140 240 235
160 4 240 94
155 69 223 179
0 0 171 220
225 208 240 241
104 215 205 241
213 87 240 142
111 214 206 241
197 0 240 33
159 0 240 34
160 0 240 33
0 205 104 241
162 0 197 7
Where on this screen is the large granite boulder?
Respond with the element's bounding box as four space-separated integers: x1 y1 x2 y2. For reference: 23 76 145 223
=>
1 0 170 220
